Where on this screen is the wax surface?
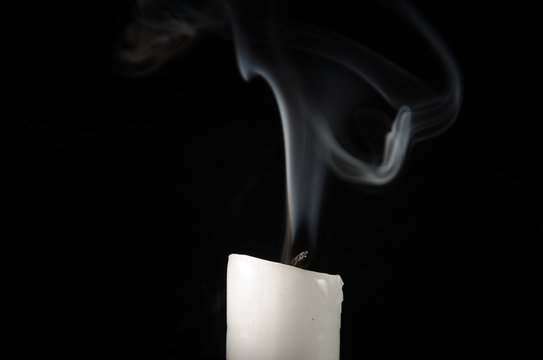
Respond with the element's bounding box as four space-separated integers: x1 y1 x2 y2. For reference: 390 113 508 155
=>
226 254 343 360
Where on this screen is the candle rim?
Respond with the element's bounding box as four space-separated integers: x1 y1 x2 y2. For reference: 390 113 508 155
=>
228 253 344 284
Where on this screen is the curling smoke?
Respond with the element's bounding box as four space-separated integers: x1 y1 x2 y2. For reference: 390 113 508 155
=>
119 0 462 263
118 0 224 75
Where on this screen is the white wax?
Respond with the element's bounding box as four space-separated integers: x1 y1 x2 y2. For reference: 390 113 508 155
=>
226 254 343 360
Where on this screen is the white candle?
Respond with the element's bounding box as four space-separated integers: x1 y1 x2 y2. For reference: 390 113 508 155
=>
226 254 344 360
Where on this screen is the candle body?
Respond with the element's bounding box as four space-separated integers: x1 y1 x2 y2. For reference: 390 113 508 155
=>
226 254 343 360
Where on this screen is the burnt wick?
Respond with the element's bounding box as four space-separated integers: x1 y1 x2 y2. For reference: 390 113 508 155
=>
291 250 309 268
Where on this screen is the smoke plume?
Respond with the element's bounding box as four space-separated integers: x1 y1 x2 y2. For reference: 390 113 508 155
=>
118 0 462 263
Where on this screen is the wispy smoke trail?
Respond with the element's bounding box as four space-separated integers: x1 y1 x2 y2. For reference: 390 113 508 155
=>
118 0 224 75
118 0 462 263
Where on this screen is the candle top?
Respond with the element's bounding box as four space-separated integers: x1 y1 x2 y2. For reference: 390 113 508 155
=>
228 253 343 285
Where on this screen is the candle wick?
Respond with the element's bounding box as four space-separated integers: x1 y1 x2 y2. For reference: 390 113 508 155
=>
291 250 309 268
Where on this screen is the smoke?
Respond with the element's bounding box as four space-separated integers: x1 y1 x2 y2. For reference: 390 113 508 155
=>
118 0 225 75
118 0 462 263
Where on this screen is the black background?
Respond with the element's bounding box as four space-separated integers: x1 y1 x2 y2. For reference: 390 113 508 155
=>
5 1 542 359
